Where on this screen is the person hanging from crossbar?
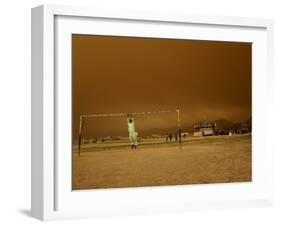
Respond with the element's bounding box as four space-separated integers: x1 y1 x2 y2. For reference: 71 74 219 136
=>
127 113 138 149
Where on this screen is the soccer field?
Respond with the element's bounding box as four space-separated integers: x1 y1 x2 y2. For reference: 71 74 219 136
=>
72 134 251 190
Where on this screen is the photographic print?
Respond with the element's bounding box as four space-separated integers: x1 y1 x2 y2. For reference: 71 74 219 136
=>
72 35 252 190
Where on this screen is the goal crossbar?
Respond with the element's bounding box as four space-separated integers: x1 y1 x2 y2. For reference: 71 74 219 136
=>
78 110 182 155
81 110 174 118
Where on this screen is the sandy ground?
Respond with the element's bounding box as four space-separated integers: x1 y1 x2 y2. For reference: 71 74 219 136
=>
72 134 251 190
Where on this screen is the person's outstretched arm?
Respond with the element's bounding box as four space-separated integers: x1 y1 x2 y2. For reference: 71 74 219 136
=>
127 113 132 123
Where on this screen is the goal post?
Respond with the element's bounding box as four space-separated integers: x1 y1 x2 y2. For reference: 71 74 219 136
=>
176 109 182 149
77 110 182 155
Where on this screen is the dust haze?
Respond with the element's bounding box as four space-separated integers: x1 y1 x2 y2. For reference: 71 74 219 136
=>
72 35 251 139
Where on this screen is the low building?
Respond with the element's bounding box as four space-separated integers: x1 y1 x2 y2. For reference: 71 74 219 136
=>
193 122 216 136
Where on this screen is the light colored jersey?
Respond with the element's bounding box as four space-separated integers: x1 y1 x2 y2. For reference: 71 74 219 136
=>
127 118 138 145
127 119 135 133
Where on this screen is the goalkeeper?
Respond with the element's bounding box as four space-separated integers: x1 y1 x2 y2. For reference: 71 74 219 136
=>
127 113 138 149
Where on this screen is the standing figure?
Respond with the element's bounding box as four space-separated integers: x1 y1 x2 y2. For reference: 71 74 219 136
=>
127 114 138 149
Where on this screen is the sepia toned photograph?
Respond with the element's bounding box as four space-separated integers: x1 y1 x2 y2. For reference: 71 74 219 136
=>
72 34 252 190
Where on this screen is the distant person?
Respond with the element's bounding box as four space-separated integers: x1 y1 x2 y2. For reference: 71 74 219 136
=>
169 133 172 141
127 113 138 149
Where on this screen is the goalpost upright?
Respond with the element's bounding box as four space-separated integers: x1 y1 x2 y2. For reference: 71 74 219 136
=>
77 110 182 155
176 109 182 150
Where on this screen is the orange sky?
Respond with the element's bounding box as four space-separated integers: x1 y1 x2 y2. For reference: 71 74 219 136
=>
72 35 251 139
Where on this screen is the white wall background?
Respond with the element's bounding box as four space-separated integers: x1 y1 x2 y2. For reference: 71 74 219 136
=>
0 0 280 225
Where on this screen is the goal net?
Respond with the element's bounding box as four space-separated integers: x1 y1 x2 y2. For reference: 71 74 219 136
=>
77 110 182 155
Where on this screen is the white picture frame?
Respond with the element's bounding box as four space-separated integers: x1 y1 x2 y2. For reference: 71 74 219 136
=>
31 4 274 221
